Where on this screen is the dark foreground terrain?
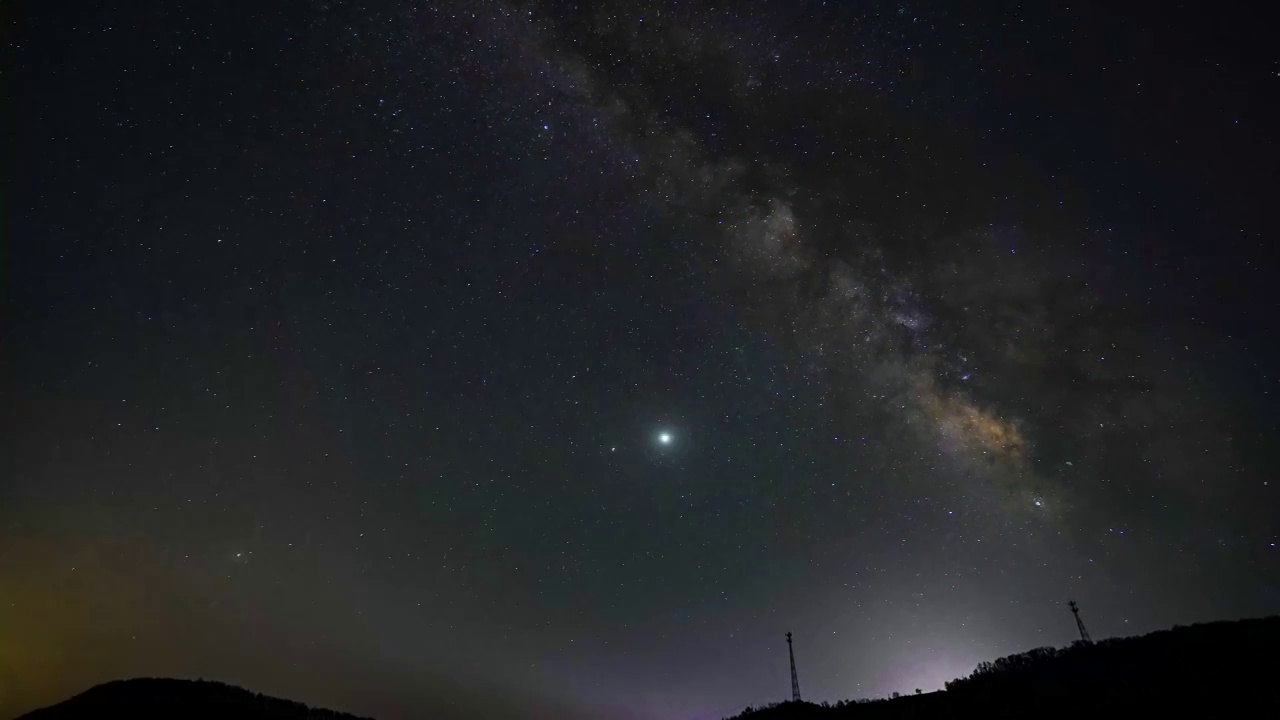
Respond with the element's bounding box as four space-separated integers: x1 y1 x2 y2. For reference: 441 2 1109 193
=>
18 617 1280 720
16 678 372 720
729 616 1280 720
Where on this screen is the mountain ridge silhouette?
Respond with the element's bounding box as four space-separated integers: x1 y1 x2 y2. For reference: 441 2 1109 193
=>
16 616 1280 720
725 615 1280 720
16 678 373 720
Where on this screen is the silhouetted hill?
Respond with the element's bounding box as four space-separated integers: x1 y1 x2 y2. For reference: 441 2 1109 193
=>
16 678 372 720
726 616 1280 720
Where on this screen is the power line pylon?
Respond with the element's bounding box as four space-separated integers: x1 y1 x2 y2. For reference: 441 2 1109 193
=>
786 631 802 702
1068 599 1093 644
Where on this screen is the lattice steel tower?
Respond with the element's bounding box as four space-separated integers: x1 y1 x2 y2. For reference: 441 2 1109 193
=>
786 632 802 702
1068 600 1093 644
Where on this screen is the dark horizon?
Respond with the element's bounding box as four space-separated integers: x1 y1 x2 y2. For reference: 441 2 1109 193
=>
6 2 1278 719
18 615 1280 720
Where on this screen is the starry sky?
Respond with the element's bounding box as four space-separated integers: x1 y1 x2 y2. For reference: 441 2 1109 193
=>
5 2 1279 719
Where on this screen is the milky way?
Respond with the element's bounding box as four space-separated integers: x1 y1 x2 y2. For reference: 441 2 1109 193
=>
7 2 1277 719
506 1 1253 534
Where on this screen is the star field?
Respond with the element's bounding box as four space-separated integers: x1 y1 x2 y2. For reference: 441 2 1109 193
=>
5 2 1279 720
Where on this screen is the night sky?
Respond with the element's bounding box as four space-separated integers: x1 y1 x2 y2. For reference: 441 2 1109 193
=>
6 2 1278 719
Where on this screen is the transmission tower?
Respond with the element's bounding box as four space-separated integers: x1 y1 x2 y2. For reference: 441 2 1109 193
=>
1068 600 1092 644
786 632 802 702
